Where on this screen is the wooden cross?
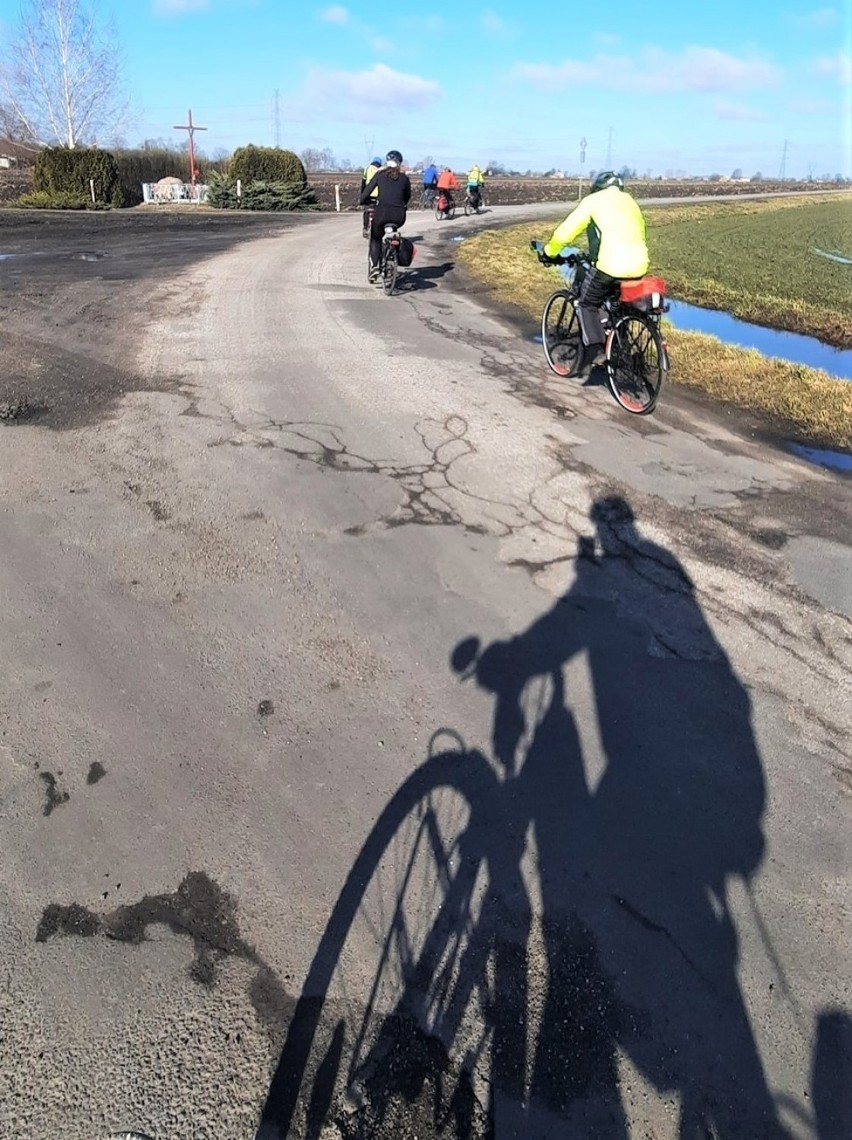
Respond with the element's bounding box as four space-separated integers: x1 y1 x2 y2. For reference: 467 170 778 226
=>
173 109 207 188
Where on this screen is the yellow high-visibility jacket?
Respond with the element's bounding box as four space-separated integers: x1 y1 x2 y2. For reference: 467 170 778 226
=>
545 186 648 278
467 166 484 186
362 163 381 199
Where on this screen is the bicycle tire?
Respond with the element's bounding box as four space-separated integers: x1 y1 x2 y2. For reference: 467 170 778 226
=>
541 290 582 378
605 312 667 415
434 204 444 222
256 749 499 1139
382 247 398 295
464 198 472 217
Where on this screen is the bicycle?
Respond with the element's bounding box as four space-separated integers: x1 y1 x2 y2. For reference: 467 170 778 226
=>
530 241 669 415
434 189 456 221
371 222 403 296
362 204 375 240
463 188 483 216
420 185 437 210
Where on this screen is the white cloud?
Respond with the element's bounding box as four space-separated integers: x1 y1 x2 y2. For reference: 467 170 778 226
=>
153 0 208 13
320 5 350 23
513 45 782 93
713 100 768 122
371 35 394 53
482 10 510 36
815 50 852 83
303 63 441 116
795 7 841 28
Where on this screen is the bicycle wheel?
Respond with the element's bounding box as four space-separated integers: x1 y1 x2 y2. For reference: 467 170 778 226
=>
605 312 667 414
256 750 498 1140
447 202 456 220
464 196 472 217
382 247 398 295
541 290 582 378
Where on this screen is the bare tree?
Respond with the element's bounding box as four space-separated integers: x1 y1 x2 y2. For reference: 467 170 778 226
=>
0 0 127 148
300 147 323 172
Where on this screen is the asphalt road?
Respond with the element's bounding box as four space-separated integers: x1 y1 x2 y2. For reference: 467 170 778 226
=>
0 205 850 1140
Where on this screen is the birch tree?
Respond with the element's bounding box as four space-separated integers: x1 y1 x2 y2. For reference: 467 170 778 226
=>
0 0 127 148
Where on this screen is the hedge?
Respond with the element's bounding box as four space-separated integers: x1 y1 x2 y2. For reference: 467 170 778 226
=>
207 173 318 211
228 146 306 187
14 190 90 210
34 147 118 203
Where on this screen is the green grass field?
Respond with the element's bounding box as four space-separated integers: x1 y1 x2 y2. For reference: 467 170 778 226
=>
645 195 852 347
455 197 852 448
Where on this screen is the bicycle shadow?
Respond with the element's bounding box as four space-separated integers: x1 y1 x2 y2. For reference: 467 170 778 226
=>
257 495 795 1139
398 261 456 293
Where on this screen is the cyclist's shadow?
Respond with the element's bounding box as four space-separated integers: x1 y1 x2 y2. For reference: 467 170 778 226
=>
258 494 788 1138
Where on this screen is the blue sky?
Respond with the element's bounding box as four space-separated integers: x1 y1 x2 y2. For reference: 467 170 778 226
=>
1 0 850 175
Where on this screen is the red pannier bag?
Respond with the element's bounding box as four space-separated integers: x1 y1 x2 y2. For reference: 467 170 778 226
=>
620 276 666 312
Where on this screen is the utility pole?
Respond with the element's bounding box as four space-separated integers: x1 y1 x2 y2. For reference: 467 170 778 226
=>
605 126 613 169
779 139 788 180
578 137 587 200
364 135 375 164
273 89 282 148
173 109 207 190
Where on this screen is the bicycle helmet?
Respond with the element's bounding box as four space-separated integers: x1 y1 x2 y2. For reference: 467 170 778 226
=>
371 157 382 166
385 149 403 167
590 170 624 192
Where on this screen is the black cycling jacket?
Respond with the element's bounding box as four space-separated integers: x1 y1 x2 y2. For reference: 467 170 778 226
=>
359 170 412 209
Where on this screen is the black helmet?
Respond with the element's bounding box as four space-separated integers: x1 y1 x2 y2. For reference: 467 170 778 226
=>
591 170 623 193
385 149 403 167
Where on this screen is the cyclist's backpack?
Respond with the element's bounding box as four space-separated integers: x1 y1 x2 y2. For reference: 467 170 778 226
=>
397 237 417 267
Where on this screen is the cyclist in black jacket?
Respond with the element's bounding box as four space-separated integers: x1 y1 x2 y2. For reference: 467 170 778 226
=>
359 149 411 282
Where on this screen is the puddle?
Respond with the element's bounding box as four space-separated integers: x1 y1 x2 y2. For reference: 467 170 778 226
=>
666 300 852 380
532 334 543 343
0 253 15 261
813 247 852 266
787 443 852 472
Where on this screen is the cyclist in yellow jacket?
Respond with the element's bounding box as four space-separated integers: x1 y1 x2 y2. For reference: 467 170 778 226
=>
543 171 649 367
361 156 383 236
467 164 485 209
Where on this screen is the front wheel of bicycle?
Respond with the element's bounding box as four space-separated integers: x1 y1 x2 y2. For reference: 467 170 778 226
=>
382 247 398 295
541 290 582 378
256 748 498 1140
605 313 667 414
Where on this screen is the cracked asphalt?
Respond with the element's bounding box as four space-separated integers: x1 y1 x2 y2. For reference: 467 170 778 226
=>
0 205 850 1140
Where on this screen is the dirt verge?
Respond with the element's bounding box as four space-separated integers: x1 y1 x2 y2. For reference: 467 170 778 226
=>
0 208 320 430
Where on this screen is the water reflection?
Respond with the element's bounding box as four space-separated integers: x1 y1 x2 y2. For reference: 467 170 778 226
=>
787 443 852 472
666 300 852 380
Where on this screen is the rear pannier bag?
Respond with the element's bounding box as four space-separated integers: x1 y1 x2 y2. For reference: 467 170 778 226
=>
620 275 666 311
397 237 417 267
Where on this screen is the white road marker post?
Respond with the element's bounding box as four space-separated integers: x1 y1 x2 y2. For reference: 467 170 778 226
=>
236 179 242 199
335 184 341 212
89 178 96 205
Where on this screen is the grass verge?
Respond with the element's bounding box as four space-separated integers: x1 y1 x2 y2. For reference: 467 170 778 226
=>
644 194 852 347
456 217 852 450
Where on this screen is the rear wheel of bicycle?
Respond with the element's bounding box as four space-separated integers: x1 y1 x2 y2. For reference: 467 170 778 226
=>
541 290 582 378
256 749 498 1140
382 247 398 295
434 204 444 222
605 313 666 414
447 203 456 220
464 197 473 217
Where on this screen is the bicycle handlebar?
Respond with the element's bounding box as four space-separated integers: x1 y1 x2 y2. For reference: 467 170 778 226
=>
529 239 582 268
